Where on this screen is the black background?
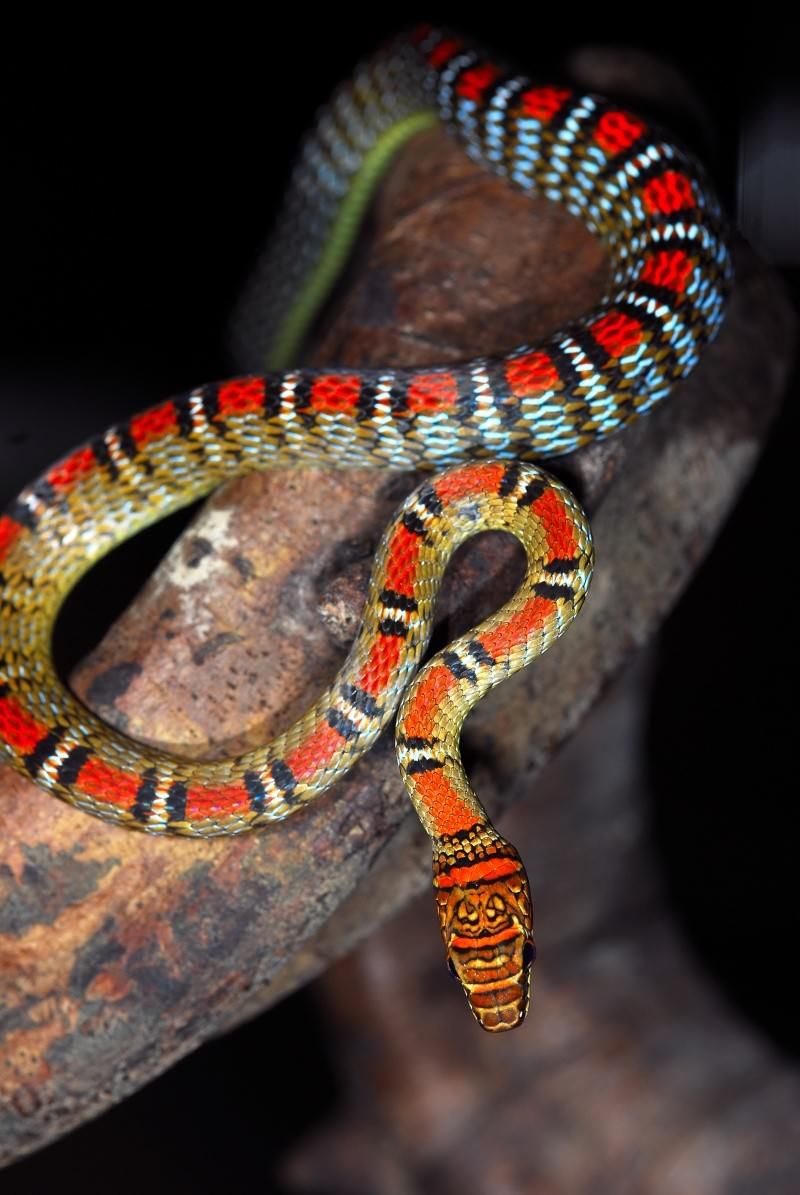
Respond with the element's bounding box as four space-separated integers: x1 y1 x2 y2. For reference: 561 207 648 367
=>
2 11 796 1192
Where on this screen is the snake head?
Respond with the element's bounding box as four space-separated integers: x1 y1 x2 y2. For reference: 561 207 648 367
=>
433 838 534 1032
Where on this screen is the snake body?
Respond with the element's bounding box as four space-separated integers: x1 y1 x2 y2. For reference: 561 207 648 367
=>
0 27 730 1031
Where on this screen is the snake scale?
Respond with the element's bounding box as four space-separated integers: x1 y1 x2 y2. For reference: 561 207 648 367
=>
0 26 730 1031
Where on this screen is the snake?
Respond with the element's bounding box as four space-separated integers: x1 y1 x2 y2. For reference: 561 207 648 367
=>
0 25 730 1032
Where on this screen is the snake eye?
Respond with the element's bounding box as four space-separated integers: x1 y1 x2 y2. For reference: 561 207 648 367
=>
447 957 459 981
522 939 536 969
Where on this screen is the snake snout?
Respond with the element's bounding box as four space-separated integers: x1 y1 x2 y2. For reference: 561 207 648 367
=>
447 921 535 1032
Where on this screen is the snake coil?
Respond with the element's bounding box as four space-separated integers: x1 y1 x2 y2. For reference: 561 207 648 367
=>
0 26 730 1030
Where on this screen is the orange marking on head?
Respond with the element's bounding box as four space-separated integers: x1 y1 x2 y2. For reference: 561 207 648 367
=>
76 758 142 809
47 446 96 493
434 462 506 504
357 633 405 697
130 401 178 450
217 377 265 417
286 720 344 780
411 768 477 836
185 782 250 819
450 926 520 950
309 374 361 413
407 372 459 412
434 856 521 889
401 664 458 740
466 981 523 1003
0 516 24 565
0 694 52 755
